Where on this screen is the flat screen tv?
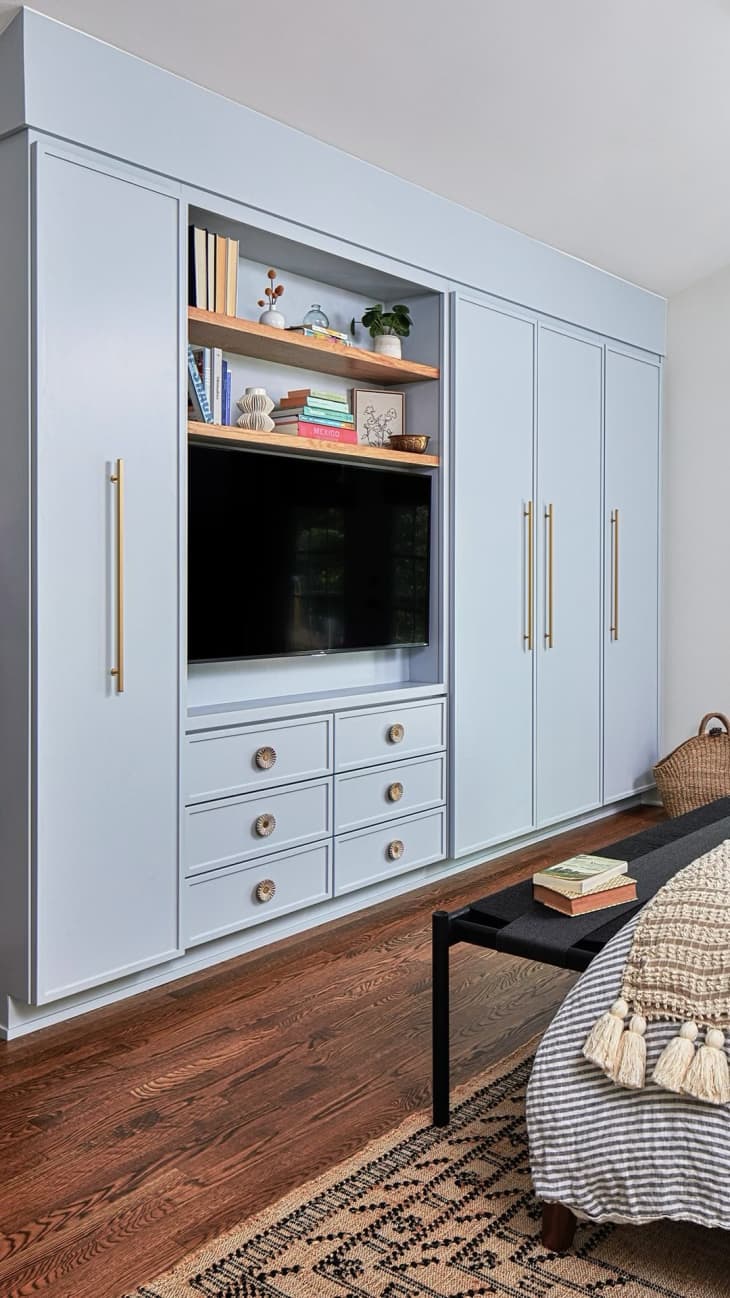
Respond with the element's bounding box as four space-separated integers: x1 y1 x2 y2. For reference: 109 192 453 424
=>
188 444 432 662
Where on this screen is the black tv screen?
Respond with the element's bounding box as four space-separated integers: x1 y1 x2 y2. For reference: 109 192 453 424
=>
188 445 431 662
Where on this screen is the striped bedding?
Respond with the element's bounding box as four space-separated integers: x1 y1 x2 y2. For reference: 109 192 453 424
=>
526 909 730 1230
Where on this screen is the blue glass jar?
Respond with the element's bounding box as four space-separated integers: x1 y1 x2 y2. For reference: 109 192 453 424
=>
303 303 329 328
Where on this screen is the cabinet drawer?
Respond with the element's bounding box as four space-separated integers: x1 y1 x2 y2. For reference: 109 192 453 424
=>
185 778 332 876
185 841 332 946
335 753 446 833
335 808 446 896
186 716 332 804
335 698 446 771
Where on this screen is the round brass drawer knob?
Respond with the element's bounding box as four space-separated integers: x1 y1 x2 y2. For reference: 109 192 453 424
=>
254 812 276 838
255 879 276 904
255 745 277 770
387 839 405 861
387 723 405 744
387 782 404 803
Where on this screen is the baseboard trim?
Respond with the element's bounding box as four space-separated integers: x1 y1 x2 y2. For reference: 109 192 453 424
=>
1 794 643 1040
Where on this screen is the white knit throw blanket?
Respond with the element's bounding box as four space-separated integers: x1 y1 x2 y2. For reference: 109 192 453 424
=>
582 841 730 1105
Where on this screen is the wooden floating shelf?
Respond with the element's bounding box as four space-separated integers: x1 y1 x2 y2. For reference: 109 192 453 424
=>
188 422 440 468
188 307 440 385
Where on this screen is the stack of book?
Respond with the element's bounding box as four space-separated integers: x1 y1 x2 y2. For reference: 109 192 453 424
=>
272 389 357 443
532 854 637 916
187 345 232 425
287 323 352 347
189 226 239 315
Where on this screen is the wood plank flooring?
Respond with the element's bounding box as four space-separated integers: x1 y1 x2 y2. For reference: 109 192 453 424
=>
0 805 662 1298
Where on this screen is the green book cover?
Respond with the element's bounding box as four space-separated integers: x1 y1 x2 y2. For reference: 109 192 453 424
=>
532 854 628 894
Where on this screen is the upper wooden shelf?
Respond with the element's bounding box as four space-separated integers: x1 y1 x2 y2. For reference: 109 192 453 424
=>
188 422 439 468
188 308 440 385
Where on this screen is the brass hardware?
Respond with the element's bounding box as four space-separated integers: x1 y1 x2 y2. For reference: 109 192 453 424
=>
254 813 276 838
523 500 534 650
387 839 404 861
110 458 125 692
255 878 276 904
387 781 404 803
255 745 277 770
610 509 619 640
387 723 405 744
544 503 554 649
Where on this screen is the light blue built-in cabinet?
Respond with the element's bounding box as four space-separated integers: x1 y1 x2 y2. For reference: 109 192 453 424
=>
603 350 661 800
451 298 536 854
0 10 664 1037
535 327 603 826
450 295 660 858
32 147 182 1001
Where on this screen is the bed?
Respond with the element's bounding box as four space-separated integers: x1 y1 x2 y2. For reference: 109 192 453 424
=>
527 902 730 1246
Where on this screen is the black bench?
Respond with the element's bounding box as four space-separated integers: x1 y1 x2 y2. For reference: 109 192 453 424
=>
431 798 730 1125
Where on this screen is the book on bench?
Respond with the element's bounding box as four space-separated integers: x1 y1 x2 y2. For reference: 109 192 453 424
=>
533 853 628 894
533 875 638 916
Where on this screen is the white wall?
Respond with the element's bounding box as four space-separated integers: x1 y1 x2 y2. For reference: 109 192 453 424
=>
663 263 730 750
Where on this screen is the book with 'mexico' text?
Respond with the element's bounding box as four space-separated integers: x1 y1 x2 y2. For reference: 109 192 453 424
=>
273 419 358 444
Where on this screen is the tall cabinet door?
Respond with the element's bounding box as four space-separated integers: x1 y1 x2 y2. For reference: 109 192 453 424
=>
536 327 603 826
603 350 660 800
34 148 181 1003
451 297 535 856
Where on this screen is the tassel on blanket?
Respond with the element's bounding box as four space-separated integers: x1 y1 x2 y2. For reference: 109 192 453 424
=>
614 1014 647 1089
682 1029 730 1106
583 998 629 1075
652 1021 698 1093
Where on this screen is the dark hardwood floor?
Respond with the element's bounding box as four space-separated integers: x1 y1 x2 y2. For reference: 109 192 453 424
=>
0 805 662 1298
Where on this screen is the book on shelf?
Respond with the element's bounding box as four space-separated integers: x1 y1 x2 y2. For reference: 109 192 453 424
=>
188 225 239 316
273 407 354 429
287 325 352 346
206 231 216 312
284 388 345 403
188 227 207 308
221 359 231 426
533 875 638 917
273 419 358 444
210 347 223 424
532 854 628 895
225 237 239 315
187 346 213 422
214 236 226 314
279 394 351 415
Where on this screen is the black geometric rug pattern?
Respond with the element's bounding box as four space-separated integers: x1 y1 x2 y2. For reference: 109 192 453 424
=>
127 1044 728 1297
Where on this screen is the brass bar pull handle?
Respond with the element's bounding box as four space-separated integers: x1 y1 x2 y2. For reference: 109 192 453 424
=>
110 459 125 692
611 508 619 640
544 503 554 648
523 500 534 650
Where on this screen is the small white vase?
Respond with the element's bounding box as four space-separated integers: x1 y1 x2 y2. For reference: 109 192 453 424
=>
373 333 402 359
236 387 275 432
258 307 286 329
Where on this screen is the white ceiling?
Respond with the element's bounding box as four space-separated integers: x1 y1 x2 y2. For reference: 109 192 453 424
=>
3 0 730 298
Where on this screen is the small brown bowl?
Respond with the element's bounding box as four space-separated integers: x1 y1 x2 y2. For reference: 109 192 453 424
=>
388 434 431 455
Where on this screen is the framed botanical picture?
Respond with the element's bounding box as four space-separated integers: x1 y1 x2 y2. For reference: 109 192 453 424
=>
352 389 405 447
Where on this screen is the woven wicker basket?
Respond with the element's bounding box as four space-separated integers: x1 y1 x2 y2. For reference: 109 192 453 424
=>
653 713 730 817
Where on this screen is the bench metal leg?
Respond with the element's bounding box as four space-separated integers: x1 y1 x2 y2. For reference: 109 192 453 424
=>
432 909 451 1126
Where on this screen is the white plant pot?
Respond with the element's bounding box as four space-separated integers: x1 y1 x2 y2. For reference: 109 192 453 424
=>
258 307 286 329
373 333 402 359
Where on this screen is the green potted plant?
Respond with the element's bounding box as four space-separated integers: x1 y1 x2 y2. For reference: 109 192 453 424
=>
360 303 412 359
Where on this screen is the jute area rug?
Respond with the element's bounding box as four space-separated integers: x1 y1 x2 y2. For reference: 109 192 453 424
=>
127 1039 728 1298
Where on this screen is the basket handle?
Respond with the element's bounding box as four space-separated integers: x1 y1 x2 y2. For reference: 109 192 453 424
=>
698 713 730 736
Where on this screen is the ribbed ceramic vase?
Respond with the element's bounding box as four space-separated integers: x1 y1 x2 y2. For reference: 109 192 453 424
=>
236 387 275 432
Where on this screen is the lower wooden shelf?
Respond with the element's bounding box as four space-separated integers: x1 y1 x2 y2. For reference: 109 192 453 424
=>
188 422 439 468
